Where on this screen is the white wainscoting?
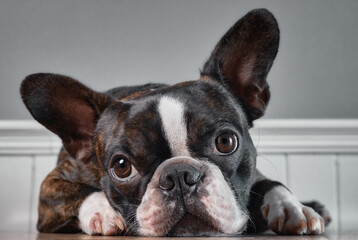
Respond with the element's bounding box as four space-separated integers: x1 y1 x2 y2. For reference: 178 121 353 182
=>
0 119 357 233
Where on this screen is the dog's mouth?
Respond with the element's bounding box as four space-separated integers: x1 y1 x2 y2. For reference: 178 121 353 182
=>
135 198 226 236
167 213 219 237
135 158 248 236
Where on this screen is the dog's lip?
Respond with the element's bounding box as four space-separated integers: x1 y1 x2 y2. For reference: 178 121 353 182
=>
165 210 247 237
166 213 219 236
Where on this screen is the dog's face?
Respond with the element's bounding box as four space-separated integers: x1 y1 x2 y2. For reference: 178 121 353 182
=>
97 80 257 236
21 9 279 236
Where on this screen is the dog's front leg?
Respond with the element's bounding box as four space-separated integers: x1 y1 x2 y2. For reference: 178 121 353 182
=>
37 167 125 235
247 170 328 235
37 168 98 233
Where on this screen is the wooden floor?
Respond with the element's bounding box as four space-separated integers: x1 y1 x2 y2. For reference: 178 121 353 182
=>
1 232 358 240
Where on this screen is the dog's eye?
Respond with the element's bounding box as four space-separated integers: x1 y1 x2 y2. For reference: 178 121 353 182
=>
215 132 238 155
110 156 138 181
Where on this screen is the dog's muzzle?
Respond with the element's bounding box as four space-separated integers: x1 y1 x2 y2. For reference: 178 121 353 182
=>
136 157 248 236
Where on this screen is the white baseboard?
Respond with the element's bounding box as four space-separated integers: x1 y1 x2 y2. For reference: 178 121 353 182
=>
1 119 358 155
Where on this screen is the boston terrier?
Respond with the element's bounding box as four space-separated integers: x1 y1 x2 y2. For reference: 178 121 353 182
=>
20 9 330 236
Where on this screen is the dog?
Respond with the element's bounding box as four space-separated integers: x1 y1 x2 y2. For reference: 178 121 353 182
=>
20 9 330 236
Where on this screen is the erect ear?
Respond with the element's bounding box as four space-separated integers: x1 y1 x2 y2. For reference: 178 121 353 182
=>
201 9 280 124
20 73 111 160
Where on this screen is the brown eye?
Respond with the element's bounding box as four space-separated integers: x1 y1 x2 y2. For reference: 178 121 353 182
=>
215 132 238 155
110 156 137 180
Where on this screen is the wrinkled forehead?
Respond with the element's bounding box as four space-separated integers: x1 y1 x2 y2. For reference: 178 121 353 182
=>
95 81 247 160
117 81 245 125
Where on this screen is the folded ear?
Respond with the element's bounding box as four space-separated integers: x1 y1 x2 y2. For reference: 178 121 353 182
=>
20 73 111 160
201 9 280 124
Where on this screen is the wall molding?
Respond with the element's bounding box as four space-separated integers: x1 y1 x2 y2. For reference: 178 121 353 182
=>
1 119 358 155
251 119 358 153
0 120 61 155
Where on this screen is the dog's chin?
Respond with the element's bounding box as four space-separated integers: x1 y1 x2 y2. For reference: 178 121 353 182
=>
167 214 230 237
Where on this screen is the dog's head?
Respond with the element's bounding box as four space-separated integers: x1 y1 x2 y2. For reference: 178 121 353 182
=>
20 9 279 236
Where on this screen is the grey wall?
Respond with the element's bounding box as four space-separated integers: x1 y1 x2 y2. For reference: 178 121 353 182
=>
1 0 357 119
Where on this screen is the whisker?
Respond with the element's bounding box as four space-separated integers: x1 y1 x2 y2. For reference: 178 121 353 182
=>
257 154 281 180
232 187 264 198
124 212 140 236
241 210 256 233
118 203 139 208
254 126 261 149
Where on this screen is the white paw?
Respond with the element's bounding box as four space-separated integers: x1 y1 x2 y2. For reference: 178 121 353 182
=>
262 186 325 235
78 191 125 235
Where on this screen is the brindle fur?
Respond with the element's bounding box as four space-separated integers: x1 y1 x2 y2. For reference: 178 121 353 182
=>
20 9 330 235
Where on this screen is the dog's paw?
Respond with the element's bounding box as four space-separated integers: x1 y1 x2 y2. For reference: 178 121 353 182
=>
261 186 325 235
302 200 331 226
78 191 125 235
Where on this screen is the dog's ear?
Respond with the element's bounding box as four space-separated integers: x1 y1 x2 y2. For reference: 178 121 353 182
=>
20 73 111 160
201 9 279 124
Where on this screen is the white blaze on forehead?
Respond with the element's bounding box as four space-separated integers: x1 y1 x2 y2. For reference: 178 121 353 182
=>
158 96 190 157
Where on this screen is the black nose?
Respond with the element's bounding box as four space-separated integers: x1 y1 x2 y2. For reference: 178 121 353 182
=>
159 164 202 195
